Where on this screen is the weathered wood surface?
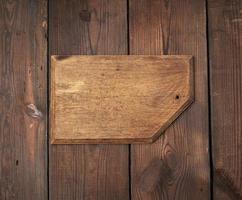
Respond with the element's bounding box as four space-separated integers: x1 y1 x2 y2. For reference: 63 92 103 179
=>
208 0 242 199
2 0 241 199
129 0 210 199
51 55 193 144
49 0 129 199
0 1 47 200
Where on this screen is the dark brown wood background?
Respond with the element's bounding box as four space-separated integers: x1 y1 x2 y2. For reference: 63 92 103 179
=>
0 0 241 199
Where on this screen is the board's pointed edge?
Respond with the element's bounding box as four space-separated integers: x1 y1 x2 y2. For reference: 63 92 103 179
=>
148 96 194 143
148 56 195 142
50 55 195 144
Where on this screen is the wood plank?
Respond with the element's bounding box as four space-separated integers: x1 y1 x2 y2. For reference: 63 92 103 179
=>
49 0 129 199
51 55 194 144
0 1 47 199
129 0 210 199
208 0 242 199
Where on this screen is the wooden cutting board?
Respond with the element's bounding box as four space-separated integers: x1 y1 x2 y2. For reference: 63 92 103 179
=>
50 55 194 144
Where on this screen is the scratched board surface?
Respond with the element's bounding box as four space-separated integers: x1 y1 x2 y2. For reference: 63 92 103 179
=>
0 0 242 199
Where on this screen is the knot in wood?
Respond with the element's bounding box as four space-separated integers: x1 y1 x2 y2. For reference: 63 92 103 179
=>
26 103 43 120
138 159 171 192
215 168 242 200
79 10 91 22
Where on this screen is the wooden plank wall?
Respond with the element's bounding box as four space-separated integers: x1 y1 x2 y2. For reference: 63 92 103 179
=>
0 0 242 199
208 0 242 199
129 0 210 199
0 1 47 200
49 0 129 199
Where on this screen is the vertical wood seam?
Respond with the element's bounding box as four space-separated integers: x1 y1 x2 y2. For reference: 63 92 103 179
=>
205 0 214 199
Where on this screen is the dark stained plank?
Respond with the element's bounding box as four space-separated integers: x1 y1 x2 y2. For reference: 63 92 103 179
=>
49 0 129 199
0 1 47 200
208 0 242 199
129 0 210 199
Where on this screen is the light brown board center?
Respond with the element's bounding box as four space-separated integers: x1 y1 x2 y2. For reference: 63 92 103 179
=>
51 55 194 144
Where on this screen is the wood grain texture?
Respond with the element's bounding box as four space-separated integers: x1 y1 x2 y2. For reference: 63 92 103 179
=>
51 55 194 144
0 0 47 199
49 0 129 199
208 0 242 199
129 0 210 199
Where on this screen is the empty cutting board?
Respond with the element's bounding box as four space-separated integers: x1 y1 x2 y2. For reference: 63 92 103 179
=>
50 55 194 144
